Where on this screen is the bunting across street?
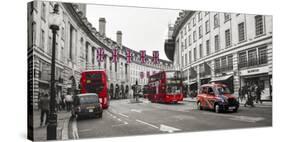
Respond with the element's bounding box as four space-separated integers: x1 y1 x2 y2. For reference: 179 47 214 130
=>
96 48 104 62
140 50 146 64
112 48 119 63
152 51 159 64
126 49 132 63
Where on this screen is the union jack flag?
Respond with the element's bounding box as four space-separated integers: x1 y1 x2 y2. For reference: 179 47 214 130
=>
152 51 159 64
112 48 119 63
140 50 146 64
140 71 144 79
126 49 132 63
96 48 104 62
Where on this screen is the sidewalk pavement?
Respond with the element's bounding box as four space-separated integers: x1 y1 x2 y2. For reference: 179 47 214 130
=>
183 97 272 107
33 110 72 141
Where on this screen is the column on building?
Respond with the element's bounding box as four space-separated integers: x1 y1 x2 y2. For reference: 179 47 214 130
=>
196 65 201 93
33 55 40 110
232 52 240 95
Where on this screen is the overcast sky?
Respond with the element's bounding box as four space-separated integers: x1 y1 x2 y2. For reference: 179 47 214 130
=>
86 4 180 61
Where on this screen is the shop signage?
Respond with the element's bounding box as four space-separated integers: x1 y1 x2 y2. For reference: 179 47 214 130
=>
239 66 268 76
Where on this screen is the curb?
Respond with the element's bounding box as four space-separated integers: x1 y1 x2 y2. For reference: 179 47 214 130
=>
61 115 71 140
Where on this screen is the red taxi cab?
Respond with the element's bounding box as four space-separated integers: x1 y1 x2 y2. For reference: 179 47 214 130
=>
197 83 239 113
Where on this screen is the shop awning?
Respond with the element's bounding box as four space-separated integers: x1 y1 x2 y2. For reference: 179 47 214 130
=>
210 75 233 82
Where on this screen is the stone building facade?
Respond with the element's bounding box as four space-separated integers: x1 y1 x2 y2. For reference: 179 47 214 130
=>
165 10 272 100
28 1 172 109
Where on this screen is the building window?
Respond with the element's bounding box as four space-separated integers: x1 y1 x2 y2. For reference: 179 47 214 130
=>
199 44 203 58
181 41 184 51
40 29 45 50
193 17 196 27
184 26 187 35
214 59 220 73
193 31 197 42
258 47 267 64
215 35 220 52
188 22 191 31
248 49 258 66
224 13 231 22
238 52 247 68
180 31 183 39
198 12 202 22
181 55 184 68
189 50 192 63
41 2 46 21
69 26 74 60
214 13 219 28
199 26 203 38
205 20 210 34
238 22 245 42
227 55 233 70
185 38 187 49
206 40 210 55
221 56 227 72
193 47 197 61
185 53 187 66
32 22 36 45
255 15 264 36
92 47 95 65
225 29 231 47
85 44 88 64
188 35 192 45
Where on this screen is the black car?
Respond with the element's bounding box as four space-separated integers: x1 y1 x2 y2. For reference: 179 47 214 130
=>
72 93 103 119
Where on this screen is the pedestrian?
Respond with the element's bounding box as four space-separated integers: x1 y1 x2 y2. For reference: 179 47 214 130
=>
60 94 65 111
65 93 73 112
39 93 50 127
255 84 263 104
244 84 255 107
129 86 134 99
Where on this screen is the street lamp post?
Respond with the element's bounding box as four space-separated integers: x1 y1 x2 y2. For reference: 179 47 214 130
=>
47 4 61 140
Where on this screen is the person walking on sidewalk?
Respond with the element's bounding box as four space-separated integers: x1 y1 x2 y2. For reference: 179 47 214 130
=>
65 93 73 112
244 84 255 107
255 84 263 104
39 93 50 127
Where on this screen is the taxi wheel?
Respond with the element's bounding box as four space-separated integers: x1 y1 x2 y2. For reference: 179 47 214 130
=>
197 102 202 110
215 104 221 113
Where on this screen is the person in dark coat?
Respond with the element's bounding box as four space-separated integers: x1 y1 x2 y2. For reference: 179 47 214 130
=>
39 93 50 127
255 85 263 104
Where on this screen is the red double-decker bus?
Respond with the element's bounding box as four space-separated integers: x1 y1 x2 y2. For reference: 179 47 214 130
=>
147 70 183 103
80 70 109 109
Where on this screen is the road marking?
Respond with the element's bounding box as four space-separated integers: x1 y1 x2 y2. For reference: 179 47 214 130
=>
136 119 159 129
72 118 79 139
117 118 122 121
159 124 181 133
131 109 142 113
229 116 265 123
118 113 129 118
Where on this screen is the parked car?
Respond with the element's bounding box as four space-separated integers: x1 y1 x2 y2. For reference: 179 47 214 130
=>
197 83 239 113
72 93 103 119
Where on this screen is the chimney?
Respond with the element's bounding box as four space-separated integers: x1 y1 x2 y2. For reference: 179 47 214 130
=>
116 30 122 48
99 17 106 36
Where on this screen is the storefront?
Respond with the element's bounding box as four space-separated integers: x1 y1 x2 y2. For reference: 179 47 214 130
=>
240 66 272 101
